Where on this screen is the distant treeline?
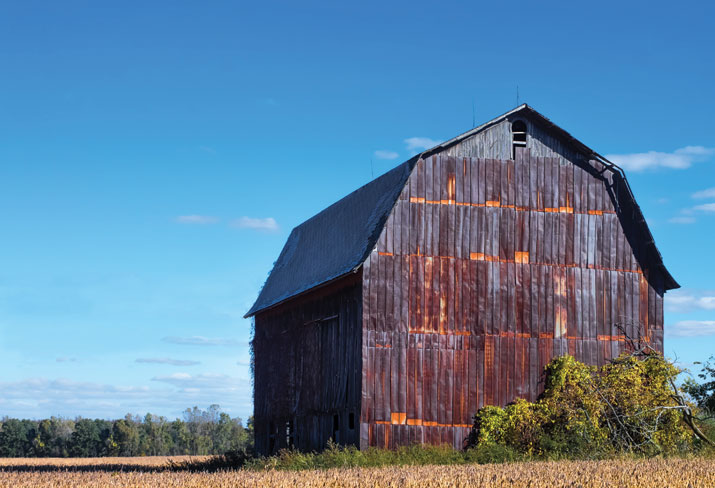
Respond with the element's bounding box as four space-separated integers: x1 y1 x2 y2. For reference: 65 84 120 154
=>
0 405 252 457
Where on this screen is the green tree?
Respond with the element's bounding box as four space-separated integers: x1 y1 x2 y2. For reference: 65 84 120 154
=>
0 418 31 457
95 419 114 456
113 418 139 456
32 419 54 457
52 417 74 457
140 413 173 455
183 405 220 455
684 355 715 413
246 415 254 449
212 412 235 454
170 419 191 455
0 406 253 458
70 419 102 457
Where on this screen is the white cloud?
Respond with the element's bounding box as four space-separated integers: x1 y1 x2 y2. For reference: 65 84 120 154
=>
151 373 242 390
692 187 715 199
693 203 715 212
231 217 279 232
665 291 715 313
669 200 715 221
56 357 77 363
404 137 440 152
668 216 696 224
175 215 219 224
606 146 715 172
0 376 252 419
666 320 715 337
374 150 399 160
135 358 201 366
162 336 242 347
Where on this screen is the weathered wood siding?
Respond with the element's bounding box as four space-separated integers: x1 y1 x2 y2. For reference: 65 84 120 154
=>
253 273 363 455
361 119 665 450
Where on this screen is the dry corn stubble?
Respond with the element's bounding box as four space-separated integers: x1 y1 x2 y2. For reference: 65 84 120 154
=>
0 456 210 467
0 457 714 488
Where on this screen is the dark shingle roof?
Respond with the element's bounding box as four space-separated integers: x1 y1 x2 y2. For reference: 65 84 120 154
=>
245 157 418 317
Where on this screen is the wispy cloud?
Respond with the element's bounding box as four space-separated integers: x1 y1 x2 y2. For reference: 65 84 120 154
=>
693 203 715 213
135 358 201 366
668 216 696 224
231 217 279 232
404 137 440 153
666 291 715 313
374 150 399 160
666 320 715 337
692 187 715 199
0 376 251 419
668 199 715 223
162 336 241 347
151 373 242 390
175 215 219 225
606 146 714 172
56 357 77 363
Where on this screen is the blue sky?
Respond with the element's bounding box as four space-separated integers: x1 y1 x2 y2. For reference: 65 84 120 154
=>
0 1 713 421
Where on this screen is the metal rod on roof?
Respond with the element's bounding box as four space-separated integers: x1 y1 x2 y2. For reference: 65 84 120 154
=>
472 98 476 128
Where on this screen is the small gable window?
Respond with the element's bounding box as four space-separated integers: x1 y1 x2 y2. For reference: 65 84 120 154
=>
512 120 527 159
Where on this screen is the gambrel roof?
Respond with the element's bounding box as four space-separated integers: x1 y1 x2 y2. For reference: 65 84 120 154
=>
245 156 418 317
246 105 678 317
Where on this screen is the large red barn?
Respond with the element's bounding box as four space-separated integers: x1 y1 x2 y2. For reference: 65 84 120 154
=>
245 105 678 455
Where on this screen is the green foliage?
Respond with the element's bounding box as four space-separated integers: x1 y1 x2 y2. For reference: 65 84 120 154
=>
70 419 103 457
0 406 253 458
692 418 715 455
0 419 32 457
539 356 606 456
599 353 690 453
466 405 507 446
176 441 524 471
683 355 715 414
113 418 140 456
466 353 695 458
464 443 521 464
241 442 518 471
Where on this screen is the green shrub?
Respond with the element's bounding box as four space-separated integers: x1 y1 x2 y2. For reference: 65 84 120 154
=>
464 443 522 464
465 353 695 458
599 353 691 454
693 418 715 456
231 442 497 471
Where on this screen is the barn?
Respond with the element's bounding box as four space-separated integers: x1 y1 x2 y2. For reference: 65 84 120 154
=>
245 104 678 455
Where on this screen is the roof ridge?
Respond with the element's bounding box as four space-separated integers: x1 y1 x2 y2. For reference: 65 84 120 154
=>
246 105 677 317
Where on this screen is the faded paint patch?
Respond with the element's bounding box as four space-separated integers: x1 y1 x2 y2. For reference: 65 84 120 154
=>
515 251 529 264
447 173 456 202
390 412 407 424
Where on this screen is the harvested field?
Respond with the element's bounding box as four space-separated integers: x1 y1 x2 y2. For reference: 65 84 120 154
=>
0 457 714 487
0 456 209 468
